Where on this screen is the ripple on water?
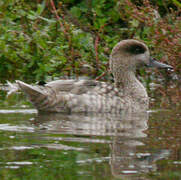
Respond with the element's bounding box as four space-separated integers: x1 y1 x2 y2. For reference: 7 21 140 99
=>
0 124 34 132
5 161 33 169
0 109 37 114
6 161 33 165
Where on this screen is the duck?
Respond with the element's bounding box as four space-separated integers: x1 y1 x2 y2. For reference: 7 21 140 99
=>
15 39 172 113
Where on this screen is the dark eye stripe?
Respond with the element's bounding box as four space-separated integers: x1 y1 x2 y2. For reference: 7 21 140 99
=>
126 44 146 54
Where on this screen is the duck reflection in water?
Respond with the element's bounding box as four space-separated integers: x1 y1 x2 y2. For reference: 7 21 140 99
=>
33 111 170 179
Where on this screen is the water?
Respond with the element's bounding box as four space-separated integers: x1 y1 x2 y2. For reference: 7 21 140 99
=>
0 93 181 180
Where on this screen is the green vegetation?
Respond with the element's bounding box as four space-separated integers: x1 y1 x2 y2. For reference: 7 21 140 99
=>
0 0 180 84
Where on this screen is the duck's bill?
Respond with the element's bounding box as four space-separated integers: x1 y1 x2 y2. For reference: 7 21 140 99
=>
148 57 173 71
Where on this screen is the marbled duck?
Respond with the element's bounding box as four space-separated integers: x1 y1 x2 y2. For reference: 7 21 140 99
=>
16 39 172 113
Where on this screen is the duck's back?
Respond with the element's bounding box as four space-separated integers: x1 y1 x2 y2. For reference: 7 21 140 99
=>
17 80 125 113
46 79 98 95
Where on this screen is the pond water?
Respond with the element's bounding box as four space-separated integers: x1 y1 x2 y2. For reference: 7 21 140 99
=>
0 92 181 180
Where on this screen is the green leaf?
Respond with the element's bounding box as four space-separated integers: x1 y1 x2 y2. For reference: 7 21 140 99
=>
70 7 82 18
37 1 46 15
172 0 181 7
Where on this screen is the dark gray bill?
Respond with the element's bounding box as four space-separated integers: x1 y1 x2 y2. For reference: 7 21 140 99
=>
148 57 173 71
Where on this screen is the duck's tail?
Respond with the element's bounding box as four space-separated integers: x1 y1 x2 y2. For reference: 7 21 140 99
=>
8 80 68 112
15 80 49 109
16 80 44 97
7 80 44 98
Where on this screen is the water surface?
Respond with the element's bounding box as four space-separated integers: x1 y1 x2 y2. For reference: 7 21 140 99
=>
0 93 181 180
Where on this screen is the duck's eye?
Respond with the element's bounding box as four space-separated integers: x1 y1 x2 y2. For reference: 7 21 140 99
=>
126 44 146 54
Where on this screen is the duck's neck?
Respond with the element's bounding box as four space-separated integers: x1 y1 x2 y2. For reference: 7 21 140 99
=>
114 70 148 101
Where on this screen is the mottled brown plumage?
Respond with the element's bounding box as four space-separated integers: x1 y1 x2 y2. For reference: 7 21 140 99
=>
16 39 172 113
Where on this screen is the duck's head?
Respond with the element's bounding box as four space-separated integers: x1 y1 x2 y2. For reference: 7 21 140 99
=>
110 39 173 73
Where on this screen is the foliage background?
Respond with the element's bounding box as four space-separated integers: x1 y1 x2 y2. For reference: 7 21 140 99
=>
0 0 180 106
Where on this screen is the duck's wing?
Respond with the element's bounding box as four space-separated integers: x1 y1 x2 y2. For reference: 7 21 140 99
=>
17 79 119 99
46 79 119 96
15 79 99 99
15 80 101 111
45 79 99 95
